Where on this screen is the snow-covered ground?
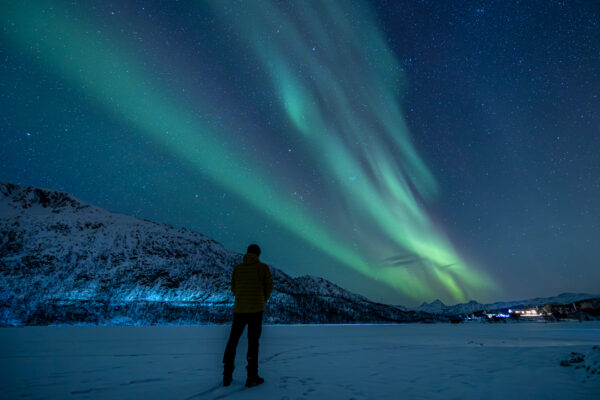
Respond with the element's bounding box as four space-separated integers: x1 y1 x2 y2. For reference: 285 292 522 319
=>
1 322 599 399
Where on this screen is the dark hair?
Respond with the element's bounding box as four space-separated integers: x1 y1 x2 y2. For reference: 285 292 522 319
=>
247 244 261 256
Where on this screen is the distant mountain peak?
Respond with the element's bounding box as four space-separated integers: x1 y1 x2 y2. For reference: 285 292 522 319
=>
419 299 445 307
413 293 599 316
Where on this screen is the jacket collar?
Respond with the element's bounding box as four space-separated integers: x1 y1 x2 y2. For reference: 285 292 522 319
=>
242 253 259 265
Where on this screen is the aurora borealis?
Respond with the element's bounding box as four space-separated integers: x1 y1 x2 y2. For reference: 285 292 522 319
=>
1 1 598 305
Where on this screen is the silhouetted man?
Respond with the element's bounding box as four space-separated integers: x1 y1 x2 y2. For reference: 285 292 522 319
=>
222 244 273 387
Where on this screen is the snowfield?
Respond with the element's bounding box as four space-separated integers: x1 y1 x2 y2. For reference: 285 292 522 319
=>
1 322 599 399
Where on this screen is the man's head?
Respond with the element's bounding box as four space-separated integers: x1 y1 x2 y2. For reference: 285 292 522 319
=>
247 244 261 257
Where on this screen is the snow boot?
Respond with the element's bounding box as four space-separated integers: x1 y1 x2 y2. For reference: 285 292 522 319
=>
245 375 264 388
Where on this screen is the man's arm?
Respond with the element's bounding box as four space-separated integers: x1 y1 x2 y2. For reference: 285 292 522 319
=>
263 265 274 301
231 268 236 296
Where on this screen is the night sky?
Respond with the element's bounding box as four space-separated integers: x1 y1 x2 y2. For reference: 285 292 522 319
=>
1 1 599 306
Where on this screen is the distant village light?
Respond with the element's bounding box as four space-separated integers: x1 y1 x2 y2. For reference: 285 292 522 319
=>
514 309 540 317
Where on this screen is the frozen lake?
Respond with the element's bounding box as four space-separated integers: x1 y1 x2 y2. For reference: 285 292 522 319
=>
1 322 599 399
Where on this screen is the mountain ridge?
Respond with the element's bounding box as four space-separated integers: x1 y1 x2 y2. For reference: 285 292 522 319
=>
2 181 597 325
414 292 600 316
0 181 426 325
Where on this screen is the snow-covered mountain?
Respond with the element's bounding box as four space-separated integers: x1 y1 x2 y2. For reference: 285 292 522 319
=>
414 293 600 316
0 181 427 326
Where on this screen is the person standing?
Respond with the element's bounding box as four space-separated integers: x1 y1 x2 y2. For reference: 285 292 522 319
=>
222 244 274 387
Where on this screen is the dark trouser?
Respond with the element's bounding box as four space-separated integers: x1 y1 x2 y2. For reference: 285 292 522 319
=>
222 311 263 377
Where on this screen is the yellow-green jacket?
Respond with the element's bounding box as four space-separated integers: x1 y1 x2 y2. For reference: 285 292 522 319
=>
231 253 274 313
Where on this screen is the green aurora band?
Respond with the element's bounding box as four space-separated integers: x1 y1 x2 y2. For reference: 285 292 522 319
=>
2 1 497 303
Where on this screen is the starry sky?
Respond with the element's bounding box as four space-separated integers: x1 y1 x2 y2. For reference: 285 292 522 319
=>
1 1 599 306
